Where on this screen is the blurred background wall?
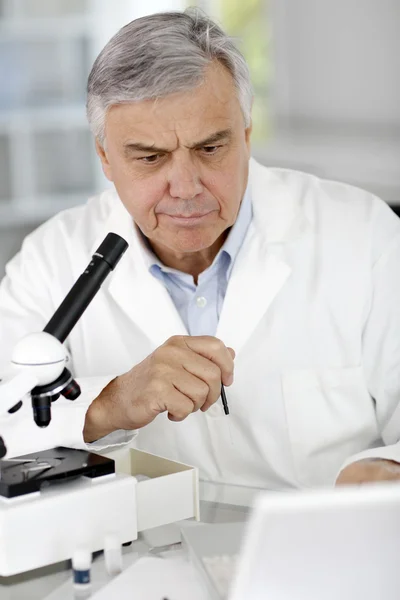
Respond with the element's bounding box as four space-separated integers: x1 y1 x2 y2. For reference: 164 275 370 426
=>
0 0 399 277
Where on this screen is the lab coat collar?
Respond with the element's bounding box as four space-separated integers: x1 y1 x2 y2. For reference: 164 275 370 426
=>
248 158 312 244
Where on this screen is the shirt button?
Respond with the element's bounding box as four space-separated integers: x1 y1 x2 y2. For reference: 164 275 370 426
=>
196 296 207 308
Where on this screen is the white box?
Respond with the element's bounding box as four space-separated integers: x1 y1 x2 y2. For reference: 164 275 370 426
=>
115 447 200 532
0 448 199 576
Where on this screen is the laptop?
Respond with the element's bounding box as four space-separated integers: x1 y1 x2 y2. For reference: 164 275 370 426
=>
181 483 400 600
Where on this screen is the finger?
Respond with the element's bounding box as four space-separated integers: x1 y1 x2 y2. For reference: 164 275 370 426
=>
172 368 210 412
161 340 223 410
181 336 235 386
182 354 222 410
166 388 197 422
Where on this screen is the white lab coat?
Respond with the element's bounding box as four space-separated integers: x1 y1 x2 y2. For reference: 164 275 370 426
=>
1 159 400 489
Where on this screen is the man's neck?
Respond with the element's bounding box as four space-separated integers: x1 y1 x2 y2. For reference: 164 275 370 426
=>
149 232 228 284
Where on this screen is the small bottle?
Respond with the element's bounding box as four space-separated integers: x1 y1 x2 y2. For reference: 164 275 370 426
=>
72 548 92 598
104 534 123 576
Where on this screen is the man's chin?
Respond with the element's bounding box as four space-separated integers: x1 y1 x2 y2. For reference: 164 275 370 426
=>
165 231 220 253
147 226 226 261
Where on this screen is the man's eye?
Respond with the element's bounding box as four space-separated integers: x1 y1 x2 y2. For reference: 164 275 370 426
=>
202 145 220 154
139 154 161 163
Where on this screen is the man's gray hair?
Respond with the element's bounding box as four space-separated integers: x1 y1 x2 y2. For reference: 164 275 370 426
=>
87 8 253 144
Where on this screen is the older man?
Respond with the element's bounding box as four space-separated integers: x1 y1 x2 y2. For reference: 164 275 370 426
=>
1 9 400 488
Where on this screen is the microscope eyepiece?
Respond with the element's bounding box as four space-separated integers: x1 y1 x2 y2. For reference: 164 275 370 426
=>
44 233 128 344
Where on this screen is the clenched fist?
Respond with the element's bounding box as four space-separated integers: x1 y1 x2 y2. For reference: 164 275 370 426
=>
84 335 235 442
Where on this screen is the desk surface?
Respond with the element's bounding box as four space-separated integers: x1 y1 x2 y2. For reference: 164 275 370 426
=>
0 480 264 600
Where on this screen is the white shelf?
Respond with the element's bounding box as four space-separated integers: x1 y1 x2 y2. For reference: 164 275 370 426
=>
0 3 104 220
0 105 88 132
0 193 89 228
0 16 93 39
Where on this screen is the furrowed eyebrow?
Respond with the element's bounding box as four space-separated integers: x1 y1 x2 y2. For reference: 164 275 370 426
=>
123 128 232 156
189 128 233 149
123 142 167 156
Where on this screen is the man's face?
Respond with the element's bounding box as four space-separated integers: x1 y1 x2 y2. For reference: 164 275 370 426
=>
97 61 252 259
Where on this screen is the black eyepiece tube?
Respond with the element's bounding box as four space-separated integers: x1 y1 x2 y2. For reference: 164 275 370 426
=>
43 233 128 343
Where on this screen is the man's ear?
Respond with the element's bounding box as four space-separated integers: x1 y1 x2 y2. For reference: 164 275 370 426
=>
245 119 252 155
95 139 114 182
244 96 254 155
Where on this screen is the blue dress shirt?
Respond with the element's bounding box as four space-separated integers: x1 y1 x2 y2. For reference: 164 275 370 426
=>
140 186 252 336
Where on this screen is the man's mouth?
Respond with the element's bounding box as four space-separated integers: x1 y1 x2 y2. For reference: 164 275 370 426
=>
170 213 210 218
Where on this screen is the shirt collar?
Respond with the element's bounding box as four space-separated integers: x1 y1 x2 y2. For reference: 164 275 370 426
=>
138 182 253 275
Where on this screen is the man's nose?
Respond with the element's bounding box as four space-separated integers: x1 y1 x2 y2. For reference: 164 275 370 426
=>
168 156 203 199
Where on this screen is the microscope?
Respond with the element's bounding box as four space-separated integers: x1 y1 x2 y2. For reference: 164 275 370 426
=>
0 232 141 576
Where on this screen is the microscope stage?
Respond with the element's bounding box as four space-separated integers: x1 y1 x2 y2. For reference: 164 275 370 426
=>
0 447 115 498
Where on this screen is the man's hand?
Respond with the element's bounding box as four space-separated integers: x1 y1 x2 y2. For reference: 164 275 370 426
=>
83 335 235 442
336 458 400 485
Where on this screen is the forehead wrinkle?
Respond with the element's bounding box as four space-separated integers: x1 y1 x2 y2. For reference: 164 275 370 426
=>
162 113 233 144
123 128 178 154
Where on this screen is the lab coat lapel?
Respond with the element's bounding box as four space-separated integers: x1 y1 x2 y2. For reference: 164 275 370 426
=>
216 226 291 355
216 159 311 355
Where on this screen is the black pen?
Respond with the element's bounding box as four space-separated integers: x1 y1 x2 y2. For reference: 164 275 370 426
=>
221 384 229 415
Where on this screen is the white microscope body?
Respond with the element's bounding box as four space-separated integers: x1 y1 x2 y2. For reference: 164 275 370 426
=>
0 331 66 418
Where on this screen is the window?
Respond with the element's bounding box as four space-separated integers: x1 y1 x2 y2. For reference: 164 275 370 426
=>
189 0 271 141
